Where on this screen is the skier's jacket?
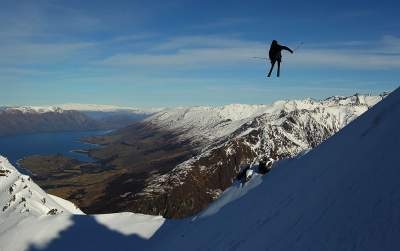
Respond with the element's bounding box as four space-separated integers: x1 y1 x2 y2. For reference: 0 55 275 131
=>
269 40 293 62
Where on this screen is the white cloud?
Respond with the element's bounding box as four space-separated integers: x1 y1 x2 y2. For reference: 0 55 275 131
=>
98 35 400 70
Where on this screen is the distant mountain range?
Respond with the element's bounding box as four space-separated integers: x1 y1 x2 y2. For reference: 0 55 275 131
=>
0 104 162 136
0 108 101 136
57 103 163 113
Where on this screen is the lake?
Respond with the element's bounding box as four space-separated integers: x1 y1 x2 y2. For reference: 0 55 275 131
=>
0 130 111 165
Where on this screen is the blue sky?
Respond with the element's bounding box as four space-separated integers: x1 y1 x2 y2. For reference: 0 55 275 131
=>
1 0 399 108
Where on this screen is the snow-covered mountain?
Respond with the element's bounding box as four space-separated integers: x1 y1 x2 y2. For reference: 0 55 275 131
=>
58 103 162 114
2 104 162 114
0 87 398 251
0 156 83 218
57 103 161 127
0 106 64 114
0 155 84 251
0 107 102 136
0 104 161 136
145 94 384 144
126 93 386 218
0 156 164 251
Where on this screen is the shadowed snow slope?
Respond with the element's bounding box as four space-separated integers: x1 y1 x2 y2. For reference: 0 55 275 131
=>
0 88 399 251
150 86 400 251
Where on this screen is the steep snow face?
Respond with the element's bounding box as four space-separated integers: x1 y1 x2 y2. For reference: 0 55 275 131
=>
0 156 83 219
0 156 165 251
0 156 83 250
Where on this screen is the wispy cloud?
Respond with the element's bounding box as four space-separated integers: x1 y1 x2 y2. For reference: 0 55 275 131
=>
382 35 400 51
151 35 259 51
95 35 266 68
290 49 400 70
0 1 101 66
107 33 158 44
2 1 399 72
0 41 95 65
0 1 101 40
290 35 400 69
97 34 400 70
192 17 256 30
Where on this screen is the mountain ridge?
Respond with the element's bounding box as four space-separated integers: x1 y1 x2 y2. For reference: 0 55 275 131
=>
83 92 387 218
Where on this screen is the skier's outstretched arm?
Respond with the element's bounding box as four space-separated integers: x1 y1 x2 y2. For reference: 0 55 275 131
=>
280 45 293 53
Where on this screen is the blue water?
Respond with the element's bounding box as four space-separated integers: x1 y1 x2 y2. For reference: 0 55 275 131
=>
0 130 111 165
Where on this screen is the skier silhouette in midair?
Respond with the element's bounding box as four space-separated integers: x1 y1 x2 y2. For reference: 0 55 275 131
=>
267 40 293 77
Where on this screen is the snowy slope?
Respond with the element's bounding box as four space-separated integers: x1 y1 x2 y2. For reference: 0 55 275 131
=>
0 156 83 219
0 156 165 251
149 87 400 250
0 156 84 250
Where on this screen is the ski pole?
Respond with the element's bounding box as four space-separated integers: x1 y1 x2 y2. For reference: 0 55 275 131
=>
252 57 268 60
293 42 304 52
